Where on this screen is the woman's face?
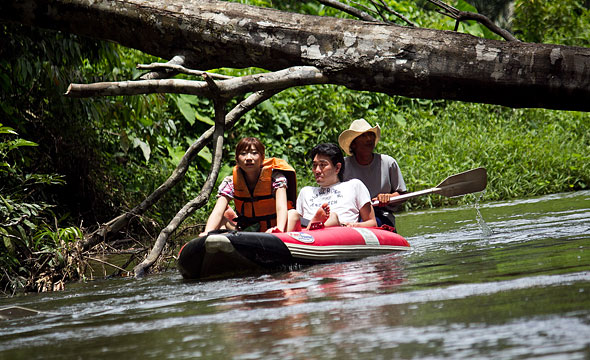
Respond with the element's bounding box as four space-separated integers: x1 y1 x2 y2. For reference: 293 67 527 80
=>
237 145 263 173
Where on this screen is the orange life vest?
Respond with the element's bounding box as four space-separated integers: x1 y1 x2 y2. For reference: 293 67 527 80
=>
233 157 297 231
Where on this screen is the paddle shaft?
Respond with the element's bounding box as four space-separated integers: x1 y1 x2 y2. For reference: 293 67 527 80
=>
374 187 444 205
371 167 487 206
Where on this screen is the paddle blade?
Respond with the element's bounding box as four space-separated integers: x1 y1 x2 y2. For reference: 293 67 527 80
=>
435 167 487 197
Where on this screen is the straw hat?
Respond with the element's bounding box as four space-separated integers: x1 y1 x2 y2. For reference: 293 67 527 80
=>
338 118 381 156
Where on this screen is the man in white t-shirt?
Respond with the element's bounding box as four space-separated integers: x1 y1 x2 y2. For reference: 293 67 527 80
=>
286 143 377 231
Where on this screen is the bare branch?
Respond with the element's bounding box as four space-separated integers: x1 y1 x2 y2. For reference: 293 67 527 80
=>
349 0 380 18
137 63 233 80
373 0 417 27
139 55 185 80
316 0 378 21
428 0 459 17
202 73 221 97
427 0 519 42
365 0 387 21
65 66 328 99
316 0 416 27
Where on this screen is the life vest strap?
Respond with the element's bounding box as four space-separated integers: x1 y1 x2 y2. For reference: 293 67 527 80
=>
233 193 274 202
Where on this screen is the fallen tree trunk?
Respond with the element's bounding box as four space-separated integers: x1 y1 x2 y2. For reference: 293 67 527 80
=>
2 0 589 111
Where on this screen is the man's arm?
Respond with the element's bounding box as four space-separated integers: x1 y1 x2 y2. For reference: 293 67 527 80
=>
344 202 377 228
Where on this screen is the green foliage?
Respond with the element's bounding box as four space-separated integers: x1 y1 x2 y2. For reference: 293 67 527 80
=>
201 84 590 212
0 123 83 295
0 25 202 294
377 102 590 209
512 0 590 46
1 24 116 221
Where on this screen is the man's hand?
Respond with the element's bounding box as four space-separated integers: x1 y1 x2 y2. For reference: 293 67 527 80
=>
372 192 401 206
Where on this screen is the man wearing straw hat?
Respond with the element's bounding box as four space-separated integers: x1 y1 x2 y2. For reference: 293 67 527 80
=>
338 119 406 227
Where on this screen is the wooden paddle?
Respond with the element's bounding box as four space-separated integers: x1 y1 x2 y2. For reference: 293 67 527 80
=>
372 167 487 205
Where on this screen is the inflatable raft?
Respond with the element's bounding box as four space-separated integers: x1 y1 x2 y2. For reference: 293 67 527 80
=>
177 225 410 280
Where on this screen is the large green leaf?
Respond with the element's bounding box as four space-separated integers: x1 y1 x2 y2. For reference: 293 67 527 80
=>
175 96 197 126
173 94 215 126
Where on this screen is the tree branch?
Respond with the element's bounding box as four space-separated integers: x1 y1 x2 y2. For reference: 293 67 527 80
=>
80 89 283 251
427 0 519 42
139 55 186 80
4 0 588 110
202 73 221 97
317 0 417 27
316 0 378 22
137 62 233 80
65 66 328 99
371 0 417 27
133 97 227 277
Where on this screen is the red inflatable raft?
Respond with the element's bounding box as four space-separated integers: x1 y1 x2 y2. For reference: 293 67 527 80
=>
177 225 410 280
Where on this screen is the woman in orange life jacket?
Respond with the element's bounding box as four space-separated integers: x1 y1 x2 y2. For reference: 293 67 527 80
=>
199 137 297 236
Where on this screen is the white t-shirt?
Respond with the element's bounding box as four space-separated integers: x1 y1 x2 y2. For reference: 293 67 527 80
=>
296 179 372 223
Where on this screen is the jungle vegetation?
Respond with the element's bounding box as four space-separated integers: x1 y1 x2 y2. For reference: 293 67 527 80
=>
1 0 589 295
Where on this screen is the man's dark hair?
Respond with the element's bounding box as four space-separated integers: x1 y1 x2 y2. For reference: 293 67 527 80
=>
310 143 345 182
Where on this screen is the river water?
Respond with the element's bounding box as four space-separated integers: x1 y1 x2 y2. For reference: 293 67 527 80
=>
1 191 589 359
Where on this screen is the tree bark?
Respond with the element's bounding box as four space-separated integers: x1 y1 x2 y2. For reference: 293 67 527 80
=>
2 0 589 111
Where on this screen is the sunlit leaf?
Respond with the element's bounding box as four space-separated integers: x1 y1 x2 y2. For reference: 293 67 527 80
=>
175 96 196 126
9 139 38 150
195 112 214 125
198 146 212 163
0 125 18 135
133 137 151 162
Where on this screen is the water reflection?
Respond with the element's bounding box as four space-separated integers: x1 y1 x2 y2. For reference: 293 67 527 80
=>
209 255 408 358
218 254 408 310
1 191 589 359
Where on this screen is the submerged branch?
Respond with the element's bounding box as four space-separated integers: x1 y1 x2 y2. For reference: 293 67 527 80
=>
86 256 131 274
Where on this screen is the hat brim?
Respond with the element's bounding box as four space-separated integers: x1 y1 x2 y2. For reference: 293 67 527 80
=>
338 125 380 156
